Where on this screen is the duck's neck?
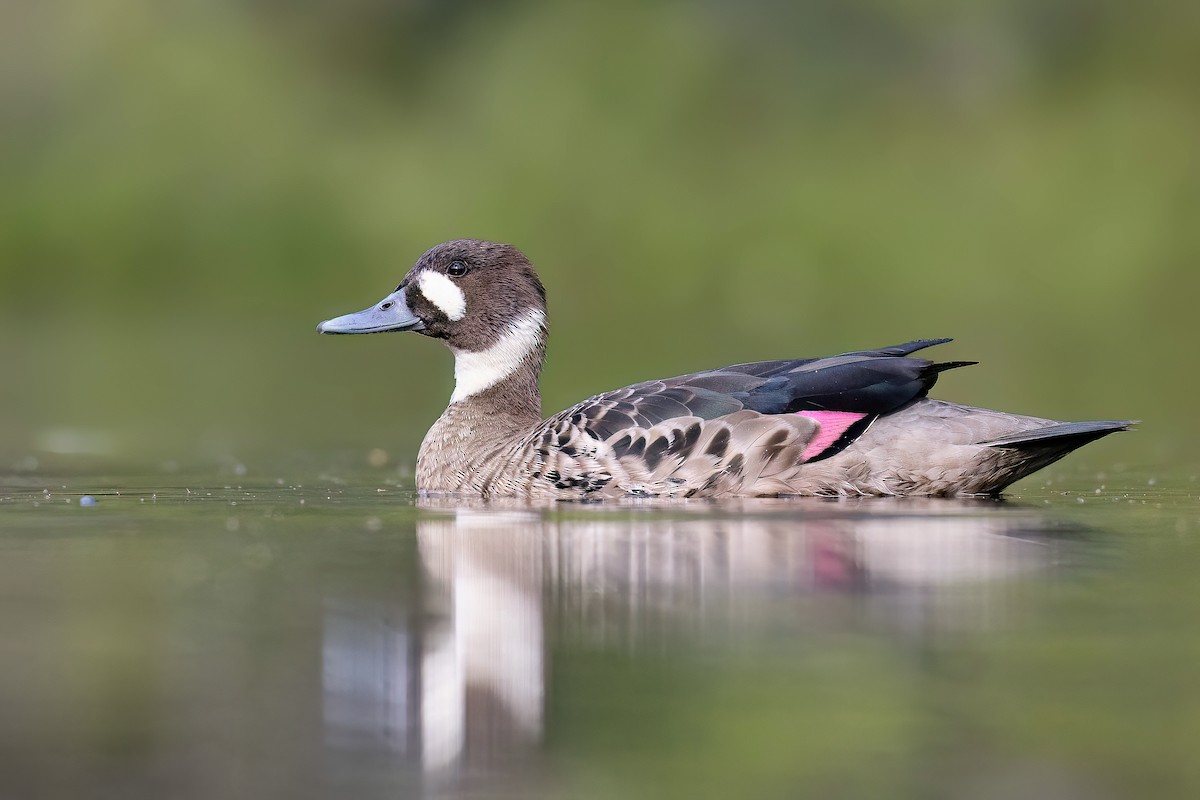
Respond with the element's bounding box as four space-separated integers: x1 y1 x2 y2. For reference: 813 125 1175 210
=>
416 311 547 491
449 351 544 424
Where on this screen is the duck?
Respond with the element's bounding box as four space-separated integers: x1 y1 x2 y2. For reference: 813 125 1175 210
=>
317 239 1130 500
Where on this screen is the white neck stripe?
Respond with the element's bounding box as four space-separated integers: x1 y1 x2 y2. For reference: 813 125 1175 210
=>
450 309 546 403
418 270 467 321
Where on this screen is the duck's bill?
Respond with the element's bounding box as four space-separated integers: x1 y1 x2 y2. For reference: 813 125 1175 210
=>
316 290 425 334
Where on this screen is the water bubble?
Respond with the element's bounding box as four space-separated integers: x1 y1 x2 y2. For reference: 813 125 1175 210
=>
79 496 97 507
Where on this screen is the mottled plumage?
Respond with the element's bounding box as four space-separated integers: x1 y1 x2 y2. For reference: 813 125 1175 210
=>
318 240 1131 499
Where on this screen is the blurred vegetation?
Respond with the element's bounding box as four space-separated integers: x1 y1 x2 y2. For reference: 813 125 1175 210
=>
1 0 1197 468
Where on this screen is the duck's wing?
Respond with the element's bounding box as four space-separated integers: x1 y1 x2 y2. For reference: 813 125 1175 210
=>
554 338 968 436
526 339 971 497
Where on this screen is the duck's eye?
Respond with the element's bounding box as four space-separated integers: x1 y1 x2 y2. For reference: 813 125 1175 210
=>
447 260 468 278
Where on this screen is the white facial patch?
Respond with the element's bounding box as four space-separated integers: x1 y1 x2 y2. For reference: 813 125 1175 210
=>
450 309 546 403
417 270 467 321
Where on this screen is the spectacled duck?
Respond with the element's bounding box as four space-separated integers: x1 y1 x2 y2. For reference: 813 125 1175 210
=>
317 240 1130 499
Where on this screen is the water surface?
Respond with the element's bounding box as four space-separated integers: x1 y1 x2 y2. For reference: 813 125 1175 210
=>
1 465 1197 799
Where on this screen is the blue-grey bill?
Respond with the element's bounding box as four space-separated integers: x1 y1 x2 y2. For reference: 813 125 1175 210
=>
316 289 425 334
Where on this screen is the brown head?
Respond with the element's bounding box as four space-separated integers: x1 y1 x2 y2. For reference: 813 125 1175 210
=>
317 239 549 408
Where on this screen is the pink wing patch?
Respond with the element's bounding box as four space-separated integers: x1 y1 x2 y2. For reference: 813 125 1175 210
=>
795 411 869 462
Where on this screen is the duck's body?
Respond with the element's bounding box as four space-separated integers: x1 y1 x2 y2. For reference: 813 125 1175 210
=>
318 240 1129 500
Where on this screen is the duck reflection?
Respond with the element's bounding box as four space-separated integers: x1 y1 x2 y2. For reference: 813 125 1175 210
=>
417 510 545 774
323 499 1086 778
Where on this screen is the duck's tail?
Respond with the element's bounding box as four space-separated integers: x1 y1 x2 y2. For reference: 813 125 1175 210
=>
969 419 1135 495
978 419 1135 449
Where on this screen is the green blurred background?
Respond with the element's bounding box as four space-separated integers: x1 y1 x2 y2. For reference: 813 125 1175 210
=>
2 0 1196 471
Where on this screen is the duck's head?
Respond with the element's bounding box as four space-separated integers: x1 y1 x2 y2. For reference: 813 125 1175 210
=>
317 239 549 402
317 239 545 344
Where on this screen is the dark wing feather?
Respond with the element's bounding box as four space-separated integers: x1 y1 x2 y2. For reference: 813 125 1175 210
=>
547 339 967 436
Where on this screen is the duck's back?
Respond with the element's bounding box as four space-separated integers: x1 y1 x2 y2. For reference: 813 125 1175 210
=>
467 339 1124 499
